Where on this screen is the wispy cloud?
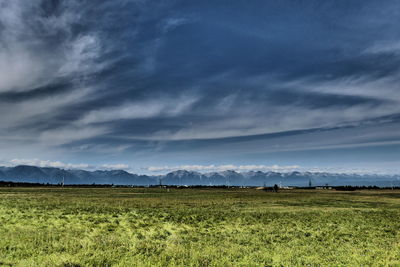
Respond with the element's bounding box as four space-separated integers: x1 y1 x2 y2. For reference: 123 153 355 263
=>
38 126 109 146
0 1 103 93
0 0 110 150
77 95 198 125
364 41 400 55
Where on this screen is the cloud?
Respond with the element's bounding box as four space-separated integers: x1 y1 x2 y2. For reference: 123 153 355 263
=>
76 94 199 125
115 101 397 141
58 34 104 77
162 17 191 32
0 1 102 93
0 0 110 150
101 164 130 170
4 159 131 172
0 86 93 130
38 125 109 146
6 159 90 169
364 41 400 55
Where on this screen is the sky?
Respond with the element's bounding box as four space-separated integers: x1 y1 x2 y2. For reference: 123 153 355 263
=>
1 0 400 174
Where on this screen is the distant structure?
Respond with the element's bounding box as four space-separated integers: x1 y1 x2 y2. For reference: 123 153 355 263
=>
273 184 279 192
316 186 332 190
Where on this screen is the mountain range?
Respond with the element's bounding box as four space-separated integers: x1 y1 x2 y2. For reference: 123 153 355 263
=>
0 165 399 187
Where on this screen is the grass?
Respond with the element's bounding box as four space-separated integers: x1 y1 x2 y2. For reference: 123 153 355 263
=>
0 187 399 266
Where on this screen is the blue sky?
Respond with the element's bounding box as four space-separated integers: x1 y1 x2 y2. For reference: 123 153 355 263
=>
1 0 400 174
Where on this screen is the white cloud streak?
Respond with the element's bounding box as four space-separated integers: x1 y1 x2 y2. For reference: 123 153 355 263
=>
77 95 199 125
364 41 400 55
6 159 90 170
38 125 109 146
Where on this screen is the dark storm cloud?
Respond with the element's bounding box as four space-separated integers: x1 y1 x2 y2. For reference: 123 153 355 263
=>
1 0 400 172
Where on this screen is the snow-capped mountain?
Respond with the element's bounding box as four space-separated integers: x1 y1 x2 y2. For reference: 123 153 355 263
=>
0 165 399 187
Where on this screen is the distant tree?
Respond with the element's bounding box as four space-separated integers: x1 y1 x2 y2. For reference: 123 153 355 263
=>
274 184 279 192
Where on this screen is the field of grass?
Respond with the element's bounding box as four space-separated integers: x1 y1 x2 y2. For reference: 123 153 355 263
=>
0 187 399 266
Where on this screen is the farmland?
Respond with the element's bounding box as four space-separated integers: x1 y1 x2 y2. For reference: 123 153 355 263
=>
0 187 399 266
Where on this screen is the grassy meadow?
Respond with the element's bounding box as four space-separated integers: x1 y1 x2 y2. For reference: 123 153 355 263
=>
0 187 399 266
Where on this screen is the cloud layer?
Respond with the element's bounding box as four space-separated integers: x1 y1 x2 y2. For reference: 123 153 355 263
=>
2 159 130 171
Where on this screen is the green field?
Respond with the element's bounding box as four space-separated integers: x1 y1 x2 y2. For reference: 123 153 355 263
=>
0 187 399 266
